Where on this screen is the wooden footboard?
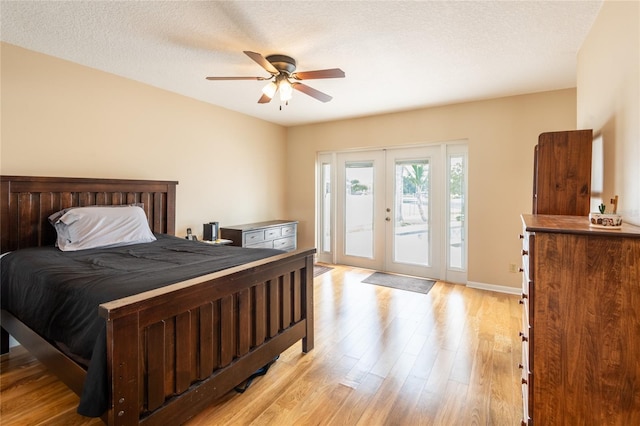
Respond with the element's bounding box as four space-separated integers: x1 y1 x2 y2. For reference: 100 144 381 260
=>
101 248 315 426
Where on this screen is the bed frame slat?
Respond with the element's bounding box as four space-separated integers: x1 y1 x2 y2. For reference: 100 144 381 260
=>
268 278 280 338
220 295 234 367
254 283 267 346
175 311 191 394
164 319 176 398
293 270 302 322
237 288 251 356
198 303 214 380
146 321 165 411
281 274 292 329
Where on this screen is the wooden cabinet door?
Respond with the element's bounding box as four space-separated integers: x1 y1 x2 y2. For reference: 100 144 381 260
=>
533 129 592 215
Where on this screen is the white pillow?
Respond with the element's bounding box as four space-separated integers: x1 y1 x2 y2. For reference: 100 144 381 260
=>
50 205 156 251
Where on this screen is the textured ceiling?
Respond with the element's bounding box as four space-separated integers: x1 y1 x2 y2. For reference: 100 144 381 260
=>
0 1 603 127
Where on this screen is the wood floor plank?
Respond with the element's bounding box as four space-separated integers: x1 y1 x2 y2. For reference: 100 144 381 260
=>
326 372 385 424
0 264 521 425
355 352 418 426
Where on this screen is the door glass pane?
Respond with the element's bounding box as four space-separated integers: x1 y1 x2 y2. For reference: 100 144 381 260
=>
321 163 331 253
448 154 465 269
394 160 429 266
345 161 374 258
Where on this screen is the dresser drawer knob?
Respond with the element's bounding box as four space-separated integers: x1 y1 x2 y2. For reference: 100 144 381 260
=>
521 293 528 299
521 378 528 385
519 234 524 239
522 249 529 256
518 363 524 370
519 267 524 273
519 331 528 342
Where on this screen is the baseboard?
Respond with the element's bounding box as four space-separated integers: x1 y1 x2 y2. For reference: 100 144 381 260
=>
467 281 520 295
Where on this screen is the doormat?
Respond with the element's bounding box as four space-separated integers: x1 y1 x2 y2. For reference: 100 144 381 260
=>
314 265 334 277
362 272 435 294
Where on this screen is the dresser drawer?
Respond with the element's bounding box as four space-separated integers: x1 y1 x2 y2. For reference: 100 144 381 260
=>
521 314 529 368
273 236 295 251
521 377 530 426
246 240 274 249
281 224 296 237
521 275 530 324
264 227 282 240
521 326 531 425
244 230 265 246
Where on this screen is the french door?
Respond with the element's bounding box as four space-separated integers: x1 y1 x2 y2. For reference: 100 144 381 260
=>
317 144 467 282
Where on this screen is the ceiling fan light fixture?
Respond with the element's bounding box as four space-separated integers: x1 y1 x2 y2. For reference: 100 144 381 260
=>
262 81 277 99
279 79 293 102
206 51 345 105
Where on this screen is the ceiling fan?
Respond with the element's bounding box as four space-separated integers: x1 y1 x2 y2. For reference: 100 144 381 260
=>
206 51 345 105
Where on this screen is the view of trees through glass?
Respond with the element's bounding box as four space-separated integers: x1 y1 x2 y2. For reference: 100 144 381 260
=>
337 148 466 275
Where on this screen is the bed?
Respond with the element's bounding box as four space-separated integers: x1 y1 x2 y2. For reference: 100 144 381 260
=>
0 175 316 425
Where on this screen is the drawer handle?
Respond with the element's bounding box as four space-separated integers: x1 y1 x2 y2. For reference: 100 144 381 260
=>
519 234 524 239
519 299 524 305
519 331 528 342
518 363 524 370
521 378 528 385
521 293 528 299
519 267 524 273
522 249 529 256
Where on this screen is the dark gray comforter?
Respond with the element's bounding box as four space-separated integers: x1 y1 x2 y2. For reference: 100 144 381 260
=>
0 234 283 417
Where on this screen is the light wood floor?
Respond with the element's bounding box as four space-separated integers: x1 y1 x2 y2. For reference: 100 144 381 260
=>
0 264 522 425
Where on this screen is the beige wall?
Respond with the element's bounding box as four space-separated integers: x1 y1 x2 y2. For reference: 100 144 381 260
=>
287 89 577 288
0 3 632 291
0 43 287 238
577 0 639 225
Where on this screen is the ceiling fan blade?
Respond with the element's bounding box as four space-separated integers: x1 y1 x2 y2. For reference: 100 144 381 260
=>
243 51 279 75
293 83 333 103
291 68 345 80
205 76 267 80
258 93 272 104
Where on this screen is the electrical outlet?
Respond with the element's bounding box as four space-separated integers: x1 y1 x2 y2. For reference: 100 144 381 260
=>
509 263 519 273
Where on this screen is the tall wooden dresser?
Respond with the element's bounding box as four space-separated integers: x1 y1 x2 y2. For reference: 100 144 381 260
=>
519 214 640 424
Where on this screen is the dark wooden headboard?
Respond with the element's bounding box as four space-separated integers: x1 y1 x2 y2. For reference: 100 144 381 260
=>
0 176 178 253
